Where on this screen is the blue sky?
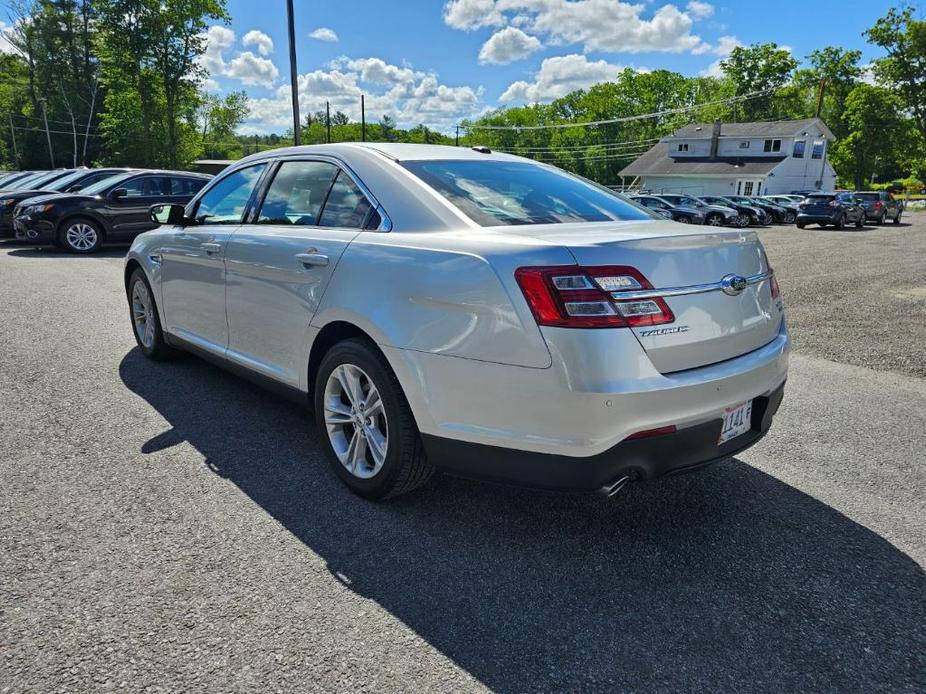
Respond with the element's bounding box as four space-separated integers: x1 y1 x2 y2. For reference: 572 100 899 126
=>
199 0 899 134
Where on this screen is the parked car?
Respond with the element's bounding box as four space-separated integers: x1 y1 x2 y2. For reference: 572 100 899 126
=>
854 191 903 224
0 168 132 238
0 171 42 188
796 192 866 229
728 196 793 224
657 194 745 227
628 194 705 224
0 170 70 193
13 169 211 252
791 189 823 196
126 144 788 500
765 194 805 205
699 196 770 225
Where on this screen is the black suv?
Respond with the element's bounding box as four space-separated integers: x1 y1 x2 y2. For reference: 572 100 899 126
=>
854 191 903 224
13 170 212 253
0 168 131 238
796 192 866 229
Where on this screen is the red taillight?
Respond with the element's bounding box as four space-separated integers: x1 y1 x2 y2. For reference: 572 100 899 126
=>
770 272 781 299
874 201 883 209
626 425 677 441
514 265 675 329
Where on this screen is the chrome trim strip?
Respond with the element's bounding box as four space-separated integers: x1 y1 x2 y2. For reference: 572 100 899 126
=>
611 270 773 301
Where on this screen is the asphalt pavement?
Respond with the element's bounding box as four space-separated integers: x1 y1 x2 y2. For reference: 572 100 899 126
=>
1 219 924 692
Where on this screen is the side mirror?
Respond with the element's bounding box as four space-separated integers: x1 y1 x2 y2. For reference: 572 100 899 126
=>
110 187 128 199
66 185 82 193
150 203 187 226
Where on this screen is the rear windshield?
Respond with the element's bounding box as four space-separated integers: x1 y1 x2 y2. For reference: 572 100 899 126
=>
855 193 880 201
806 194 835 202
401 159 652 226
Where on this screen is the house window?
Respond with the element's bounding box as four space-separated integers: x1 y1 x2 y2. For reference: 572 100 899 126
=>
743 181 755 195
793 140 805 158
763 139 781 153
811 140 824 159
677 143 689 152
739 141 750 149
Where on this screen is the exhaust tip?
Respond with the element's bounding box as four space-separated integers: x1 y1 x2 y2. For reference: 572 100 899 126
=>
599 471 639 498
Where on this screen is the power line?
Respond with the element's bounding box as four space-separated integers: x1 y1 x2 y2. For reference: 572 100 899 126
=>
461 88 777 131
498 138 661 155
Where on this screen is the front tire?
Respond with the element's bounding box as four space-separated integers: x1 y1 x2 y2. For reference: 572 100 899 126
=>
783 211 796 224
893 211 902 224
315 338 433 500
796 222 805 229
855 214 864 228
705 213 724 227
60 217 103 253
127 268 176 360
675 216 690 224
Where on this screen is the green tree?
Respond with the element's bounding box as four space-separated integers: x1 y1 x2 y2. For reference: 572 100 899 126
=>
720 43 799 121
797 47 862 138
199 90 248 158
95 0 229 167
829 84 909 189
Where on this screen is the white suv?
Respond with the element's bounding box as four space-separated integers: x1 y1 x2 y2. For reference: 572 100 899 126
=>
126 144 789 500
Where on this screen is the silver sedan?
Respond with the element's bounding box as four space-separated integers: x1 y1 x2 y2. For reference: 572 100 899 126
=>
126 143 789 500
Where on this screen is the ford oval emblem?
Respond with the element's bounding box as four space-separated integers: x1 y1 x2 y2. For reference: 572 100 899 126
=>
721 274 748 296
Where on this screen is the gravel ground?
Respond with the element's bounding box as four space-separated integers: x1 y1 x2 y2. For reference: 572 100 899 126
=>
758 215 926 377
1 217 924 692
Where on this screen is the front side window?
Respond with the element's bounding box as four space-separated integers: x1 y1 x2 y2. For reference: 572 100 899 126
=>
257 161 338 225
318 171 373 228
402 159 651 226
194 164 266 225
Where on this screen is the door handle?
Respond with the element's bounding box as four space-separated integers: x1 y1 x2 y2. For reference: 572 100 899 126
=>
201 242 222 254
296 251 329 268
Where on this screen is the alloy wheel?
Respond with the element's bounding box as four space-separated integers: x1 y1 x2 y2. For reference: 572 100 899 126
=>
65 222 98 251
131 280 156 349
707 214 724 226
323 363 388 479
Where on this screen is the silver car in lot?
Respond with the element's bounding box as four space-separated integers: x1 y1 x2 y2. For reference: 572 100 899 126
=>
125 144 789 500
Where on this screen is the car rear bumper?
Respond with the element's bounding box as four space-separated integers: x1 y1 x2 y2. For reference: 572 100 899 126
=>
797 212 839 224
422 382 784 491
384 318 790 463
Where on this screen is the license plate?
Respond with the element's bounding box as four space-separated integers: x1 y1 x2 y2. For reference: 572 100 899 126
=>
718 400 753 445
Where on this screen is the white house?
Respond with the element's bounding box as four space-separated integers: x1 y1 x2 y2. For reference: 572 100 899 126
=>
619 118 837 196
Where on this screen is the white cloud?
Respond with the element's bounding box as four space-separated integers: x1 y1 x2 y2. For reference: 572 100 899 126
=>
699 34 742 77
444 0 710 54
245 56 483 133
499 54 628 103
478 27 542 64
225 51 279 86
309 27 339 42
242 29 273 56
199 25 235 74
202 77 221 92
0 21 18 54
443 0 506 30
685 1 714 19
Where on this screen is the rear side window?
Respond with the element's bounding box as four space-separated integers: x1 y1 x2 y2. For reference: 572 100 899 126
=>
194 164 266 225
402 159 650 226
318 171 373 228
257 161 338 226
169 177 207 195
121 176 168 196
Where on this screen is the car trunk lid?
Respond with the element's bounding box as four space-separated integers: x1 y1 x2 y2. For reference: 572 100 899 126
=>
502 220 782 373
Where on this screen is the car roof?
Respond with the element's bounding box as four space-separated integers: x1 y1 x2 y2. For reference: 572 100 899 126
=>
237 142 526 165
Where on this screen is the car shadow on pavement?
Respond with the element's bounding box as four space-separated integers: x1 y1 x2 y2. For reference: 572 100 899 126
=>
4 246 128 259
119 348 925 692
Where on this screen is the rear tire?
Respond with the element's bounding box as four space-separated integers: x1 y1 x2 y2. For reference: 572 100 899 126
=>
59 217 103 254
796 222 805 229
315 338 433 500
127 269 176 360
855 215 864 229
834 214 845 230
783 212 796 224
877 211 886 225
893 211 902 224
675 216 690 224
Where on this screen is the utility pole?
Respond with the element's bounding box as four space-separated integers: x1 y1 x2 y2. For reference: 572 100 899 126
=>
361 94 366 142
815 78 826 119
8 113 19 166
326 101 331 143
39 98 54 168
286 0 301 146
455 125 459 146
